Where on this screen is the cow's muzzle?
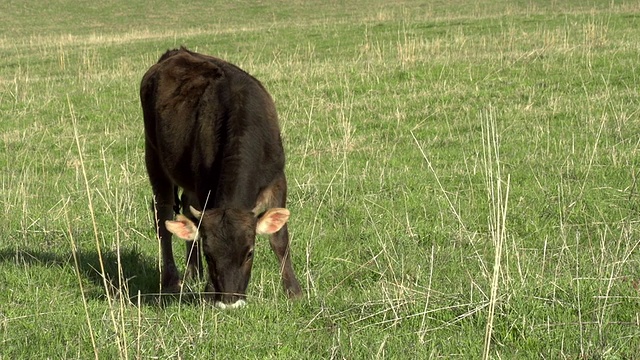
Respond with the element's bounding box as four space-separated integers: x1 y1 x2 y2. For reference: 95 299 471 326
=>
215 299 246 310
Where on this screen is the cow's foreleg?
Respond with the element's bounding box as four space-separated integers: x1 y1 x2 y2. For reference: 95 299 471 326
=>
263 176 302 298
270 224 302 298
180 193 203 281
154 200 182 293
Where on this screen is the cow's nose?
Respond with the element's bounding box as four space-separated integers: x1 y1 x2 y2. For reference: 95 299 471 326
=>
215 299 246 310
230 299 246 308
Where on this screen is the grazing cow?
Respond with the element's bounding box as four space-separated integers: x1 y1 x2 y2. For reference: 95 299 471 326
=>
140 47 301 307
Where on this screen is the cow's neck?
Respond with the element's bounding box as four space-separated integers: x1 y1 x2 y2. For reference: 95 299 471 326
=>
195 163 259 212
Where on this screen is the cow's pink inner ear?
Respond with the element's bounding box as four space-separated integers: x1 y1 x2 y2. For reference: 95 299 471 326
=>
256 208 290 235
165 215 198 240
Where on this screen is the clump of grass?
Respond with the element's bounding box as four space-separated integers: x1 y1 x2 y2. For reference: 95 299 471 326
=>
68 96 128 358
480 108 510 360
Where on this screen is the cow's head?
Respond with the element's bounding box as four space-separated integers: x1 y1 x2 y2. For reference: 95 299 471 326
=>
165 206 289 307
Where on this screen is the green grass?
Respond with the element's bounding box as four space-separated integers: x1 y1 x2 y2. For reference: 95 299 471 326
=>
2 0 640 358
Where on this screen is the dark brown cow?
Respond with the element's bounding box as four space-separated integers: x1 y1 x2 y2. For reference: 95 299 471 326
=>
140 47 301 307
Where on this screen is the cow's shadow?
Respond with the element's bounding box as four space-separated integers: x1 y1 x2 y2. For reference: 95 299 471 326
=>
0 245 202 307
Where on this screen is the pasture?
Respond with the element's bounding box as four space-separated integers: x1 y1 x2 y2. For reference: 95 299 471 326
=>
1 0 639 358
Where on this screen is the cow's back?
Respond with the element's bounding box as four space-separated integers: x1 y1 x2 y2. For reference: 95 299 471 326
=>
140 48 285 209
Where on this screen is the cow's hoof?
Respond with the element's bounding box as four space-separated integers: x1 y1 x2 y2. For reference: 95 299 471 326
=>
161 282 182 294
285 281 303 299
161 272 182 293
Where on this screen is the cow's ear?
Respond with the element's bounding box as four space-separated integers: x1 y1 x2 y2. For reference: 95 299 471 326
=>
256 208 290 235
165 215 198 240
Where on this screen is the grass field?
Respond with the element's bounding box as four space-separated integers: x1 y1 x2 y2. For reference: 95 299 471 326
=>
2 0 640 358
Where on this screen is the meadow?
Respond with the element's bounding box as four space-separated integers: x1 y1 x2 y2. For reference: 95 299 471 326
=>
1 0 639 358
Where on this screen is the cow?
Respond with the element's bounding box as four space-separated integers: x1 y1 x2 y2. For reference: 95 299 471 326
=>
140 47 301 307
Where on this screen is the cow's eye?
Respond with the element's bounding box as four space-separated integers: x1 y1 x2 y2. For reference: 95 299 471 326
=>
246 249 254 261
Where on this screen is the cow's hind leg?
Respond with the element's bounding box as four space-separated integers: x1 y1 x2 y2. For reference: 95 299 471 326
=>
261 176 302 298
146 145 181 293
